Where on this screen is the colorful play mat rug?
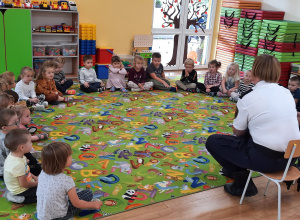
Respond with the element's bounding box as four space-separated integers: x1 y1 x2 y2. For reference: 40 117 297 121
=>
0 78 238 220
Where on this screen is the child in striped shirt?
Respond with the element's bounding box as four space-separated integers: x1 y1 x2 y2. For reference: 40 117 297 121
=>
230 70 255 102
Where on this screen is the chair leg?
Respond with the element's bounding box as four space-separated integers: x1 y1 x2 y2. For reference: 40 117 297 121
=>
239 170 253 205
264 179 271 196
274 181 281 220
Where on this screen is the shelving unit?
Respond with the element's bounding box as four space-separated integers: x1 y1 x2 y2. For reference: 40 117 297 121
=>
31 9 79 79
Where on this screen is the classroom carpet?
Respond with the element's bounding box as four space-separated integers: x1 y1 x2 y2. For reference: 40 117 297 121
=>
0 78 237 220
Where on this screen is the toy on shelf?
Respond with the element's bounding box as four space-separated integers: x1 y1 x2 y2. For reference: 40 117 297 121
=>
33 44 46 56
40 0 50 9
0 0 4 7
68 1 77 11
56 25 63 32
61 43 77 56
51 26 56 32
45 25 51 32
50 0 59 10
70 26 75 33
39 26 46 32
58 0 68 10
133 35 155 66
3 0 13 7
46 44 61 56
13 0 22 7
23 0 31 8
32 0 39 9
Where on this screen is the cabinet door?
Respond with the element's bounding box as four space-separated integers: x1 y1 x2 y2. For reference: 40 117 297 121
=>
0 12 5 73
5 9 32 78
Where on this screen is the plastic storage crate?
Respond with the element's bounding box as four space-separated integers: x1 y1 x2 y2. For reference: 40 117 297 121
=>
96 64 109 79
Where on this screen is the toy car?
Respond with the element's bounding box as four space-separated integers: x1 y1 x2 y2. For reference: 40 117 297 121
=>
3 0 13 7
56 25 63 32
63 25 70 32
32 0 39 9
69 26 75 33
51 26 57 32
40 0 50 9
13 0 22 7
58 0 68 10
0 0 4 7
46 25 51 32
68 1 77 11
39 26 46 32
23 0 31 8
49 0 58 9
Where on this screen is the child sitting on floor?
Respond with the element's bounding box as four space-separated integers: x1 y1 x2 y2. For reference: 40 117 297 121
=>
12 105 48 142
287 76 300 125
0 93 13 109
0 71 16 90
15 67 48 111
230 69 255 102
146 52 177 92
196 59 222 96
37 142 102 220
106 55 128 92
0 108 41 178
35 60 73 105
4 129 38 204
175 58 198 92
79 55 105 93
127 55 153 92
217 62 240 97
53 57 75 95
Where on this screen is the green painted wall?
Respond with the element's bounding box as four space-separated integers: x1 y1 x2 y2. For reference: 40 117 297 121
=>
5 9 32 78
0 12 5 73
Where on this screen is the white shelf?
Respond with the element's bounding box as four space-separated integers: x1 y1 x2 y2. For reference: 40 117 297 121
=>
0 8 78 14
32 33 78 36
33 56 78 58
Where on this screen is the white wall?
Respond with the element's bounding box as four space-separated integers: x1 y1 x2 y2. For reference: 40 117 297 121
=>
248 0 300 22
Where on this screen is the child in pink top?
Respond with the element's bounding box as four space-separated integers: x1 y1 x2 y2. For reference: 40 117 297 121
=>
106 56 128 92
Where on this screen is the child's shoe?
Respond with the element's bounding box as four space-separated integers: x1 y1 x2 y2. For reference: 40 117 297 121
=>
169 86 178 92
97 87 105 93
65 89 76 95
4 190 25 203
42 101 48 108
131 88 141 92
121 88 128 93
217 92 228 97
110 86 115 92
186 88 196 93
33 104 45 111
26 100 35 107
208 92 217 96
64 97 73 102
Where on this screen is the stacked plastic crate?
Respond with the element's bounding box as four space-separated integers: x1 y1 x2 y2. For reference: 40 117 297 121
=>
258 20 300 87
216 0 261 74
79 24 96 69
235 10 285 74
216 6 241 74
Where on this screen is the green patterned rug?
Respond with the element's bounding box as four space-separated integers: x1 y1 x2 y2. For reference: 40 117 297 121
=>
0 78 237 220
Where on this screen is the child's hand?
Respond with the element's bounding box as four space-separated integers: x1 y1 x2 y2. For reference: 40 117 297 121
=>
206 88 211 93
120 63 124 69
92 200 103 209
61 79 65 84
30 98 39 103
32 175 38 182
84 82 89 88
100 82 104 87
185 70 189 77
55 92 58 95
162 81 170 88
223 89 228 94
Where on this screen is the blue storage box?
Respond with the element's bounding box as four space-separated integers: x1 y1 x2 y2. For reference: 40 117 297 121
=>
96 64 109 79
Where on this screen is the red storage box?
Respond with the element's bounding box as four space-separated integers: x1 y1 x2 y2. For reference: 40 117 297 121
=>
96 48 114 64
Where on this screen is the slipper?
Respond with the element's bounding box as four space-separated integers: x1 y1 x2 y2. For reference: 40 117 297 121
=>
27 126 37 134
121 88 128 93
110 86 116 92
36 133 49 140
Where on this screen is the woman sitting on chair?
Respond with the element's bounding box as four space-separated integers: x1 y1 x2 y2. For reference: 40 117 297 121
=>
206 54 300 197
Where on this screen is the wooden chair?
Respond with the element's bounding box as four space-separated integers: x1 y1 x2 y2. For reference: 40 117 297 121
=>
239 140 300 220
